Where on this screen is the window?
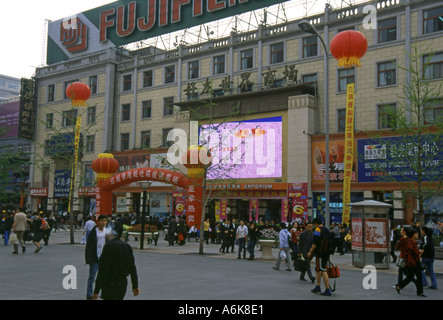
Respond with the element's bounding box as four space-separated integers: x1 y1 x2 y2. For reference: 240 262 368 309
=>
87 106 96 124
62 109 77 127
48 85 55 102
337 109 346 132
121 104 131 121
46 113 53 129
270 42 284 64
64 79 79 99
162 128 173 147
142 100 152 119
378 18 397 43
338 68 355 92
424 52 443 79
377 61 396 86
188 60 199 79
378 104 396 129
303 36 317 58
423 7 443 34
123 74 132 91
214 55 225 75
163 97 174 116
302 73 318 89
120 133 130 151
143 70 153 87
86 135 95 152
44 140 50 156
240 49 254 70
424 103 443 124
89 76 98 94
141 130 151 149
165 65 175 83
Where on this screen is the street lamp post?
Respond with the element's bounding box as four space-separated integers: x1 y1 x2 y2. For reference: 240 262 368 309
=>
138 181 152 250
298 19 330 228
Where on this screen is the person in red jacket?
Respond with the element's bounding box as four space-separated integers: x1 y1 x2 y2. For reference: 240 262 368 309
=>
395 228 426 297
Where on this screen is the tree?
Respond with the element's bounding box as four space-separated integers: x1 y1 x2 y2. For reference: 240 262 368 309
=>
32 103 105 244
364 42 442 225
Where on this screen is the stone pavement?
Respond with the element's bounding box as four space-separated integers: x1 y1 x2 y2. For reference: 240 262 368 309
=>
1 229 442 301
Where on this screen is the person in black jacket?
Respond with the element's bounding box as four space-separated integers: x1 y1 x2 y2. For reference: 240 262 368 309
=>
167 217 177 246
85 215 108 300
93 223 139 300
247 222 258 260
420 227 438 290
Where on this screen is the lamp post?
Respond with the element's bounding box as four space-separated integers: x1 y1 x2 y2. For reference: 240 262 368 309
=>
138 180 152 250
298 19 330 228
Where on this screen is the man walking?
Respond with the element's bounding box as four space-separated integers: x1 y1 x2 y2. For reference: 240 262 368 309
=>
93 223 139 300
85 214 108 300
236 220 248 259
273 222 292 271
307 217 332 296
11 208 27 254
298 222 315 283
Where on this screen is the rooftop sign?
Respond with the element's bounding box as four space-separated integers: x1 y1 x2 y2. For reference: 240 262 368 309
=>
47 0 288 64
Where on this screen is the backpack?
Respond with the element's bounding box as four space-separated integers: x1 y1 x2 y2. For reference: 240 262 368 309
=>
318 227 335 255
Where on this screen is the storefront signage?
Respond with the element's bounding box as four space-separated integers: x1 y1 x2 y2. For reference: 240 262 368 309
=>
30 188 49 197
18 78 37 140
357 134 442 183
54 170 71 198
47 0 288 64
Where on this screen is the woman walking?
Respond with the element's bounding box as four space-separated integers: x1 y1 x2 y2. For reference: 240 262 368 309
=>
395 228 426 297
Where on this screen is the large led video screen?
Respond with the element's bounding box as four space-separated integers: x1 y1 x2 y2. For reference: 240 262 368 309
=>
199 116 282 180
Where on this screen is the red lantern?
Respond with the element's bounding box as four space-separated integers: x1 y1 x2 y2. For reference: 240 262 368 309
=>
66 82 91 107
330 30 368 68
92 153 119 182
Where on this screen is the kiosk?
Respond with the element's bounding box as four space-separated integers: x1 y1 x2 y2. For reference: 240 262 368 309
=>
349 200 392 269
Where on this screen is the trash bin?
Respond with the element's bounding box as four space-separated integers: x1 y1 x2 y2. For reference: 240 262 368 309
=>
348 200 392 269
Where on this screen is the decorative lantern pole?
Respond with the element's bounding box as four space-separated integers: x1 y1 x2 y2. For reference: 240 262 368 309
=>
330 30 368 224
182 145 212 255
66 82 91 244
92 153 120 218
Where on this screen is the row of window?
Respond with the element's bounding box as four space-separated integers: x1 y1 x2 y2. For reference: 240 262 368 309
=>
45 106 97 129
47 76 98 103
337 102 443 132
119 128 172 152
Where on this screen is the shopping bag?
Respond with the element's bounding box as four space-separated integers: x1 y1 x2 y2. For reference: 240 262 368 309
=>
9 232 18 243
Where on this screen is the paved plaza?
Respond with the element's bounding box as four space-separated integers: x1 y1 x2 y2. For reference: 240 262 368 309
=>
1 230 442 301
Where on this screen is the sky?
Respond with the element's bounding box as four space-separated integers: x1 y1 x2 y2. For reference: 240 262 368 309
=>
0 0 114 79
0 0 338 80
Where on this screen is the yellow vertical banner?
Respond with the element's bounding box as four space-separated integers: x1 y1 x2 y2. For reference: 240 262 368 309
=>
68 116 82 215
342 84 355 224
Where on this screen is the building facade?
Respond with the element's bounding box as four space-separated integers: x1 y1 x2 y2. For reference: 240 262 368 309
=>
30 0 443 224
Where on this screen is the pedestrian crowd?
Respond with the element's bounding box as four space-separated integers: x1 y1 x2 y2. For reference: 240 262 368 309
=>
2 206 440 300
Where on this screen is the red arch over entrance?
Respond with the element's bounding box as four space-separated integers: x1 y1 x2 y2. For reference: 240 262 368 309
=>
95 167 203 228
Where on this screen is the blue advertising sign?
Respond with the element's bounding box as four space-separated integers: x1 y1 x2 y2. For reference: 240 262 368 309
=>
357 135 442 183
54 170 71 198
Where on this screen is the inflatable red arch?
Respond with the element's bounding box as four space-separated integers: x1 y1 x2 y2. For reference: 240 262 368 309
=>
92 150 207 228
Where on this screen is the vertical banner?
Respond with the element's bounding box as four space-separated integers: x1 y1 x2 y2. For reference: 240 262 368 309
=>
220 199 227 221
173 188 187 217
250 199 258 222
281 199 288 223
288 183 308 223
68 117 82 216
342 84 355 224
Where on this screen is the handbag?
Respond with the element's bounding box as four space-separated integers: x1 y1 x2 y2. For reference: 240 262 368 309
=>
326 260 340 292
395 257 405 268
295 256 306 272
280 250 286 259
326 260 340 279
